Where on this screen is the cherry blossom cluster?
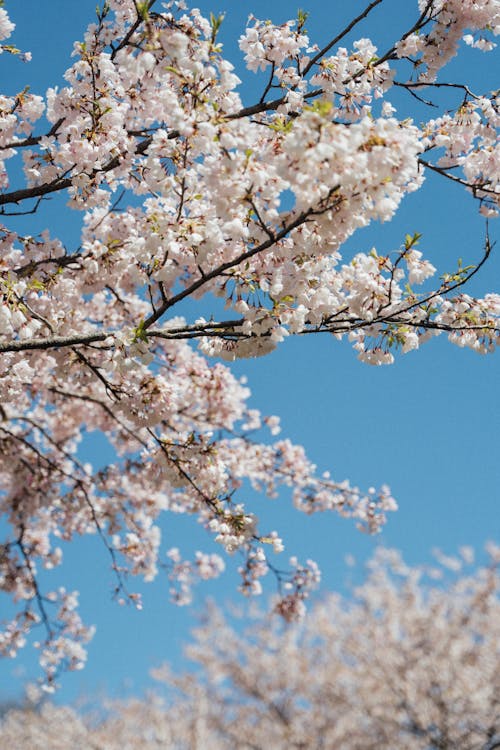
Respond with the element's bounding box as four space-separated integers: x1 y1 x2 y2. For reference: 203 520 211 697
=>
396 0 500 81
164 547 225 605
0 0 498 687
239 16 309 72
273 556 321 622
421 93 500 214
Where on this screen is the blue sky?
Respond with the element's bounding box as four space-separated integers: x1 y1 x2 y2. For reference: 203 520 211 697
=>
1 0 499 704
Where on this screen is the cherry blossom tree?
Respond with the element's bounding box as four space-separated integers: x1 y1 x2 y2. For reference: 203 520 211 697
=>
0 0 499 688
1 546 499 748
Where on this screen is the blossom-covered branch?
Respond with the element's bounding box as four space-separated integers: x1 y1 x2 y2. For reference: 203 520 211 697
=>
0 0 499 688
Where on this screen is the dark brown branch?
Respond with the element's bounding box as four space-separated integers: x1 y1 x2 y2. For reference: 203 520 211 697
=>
419 158 499 197
14 252 83 278
76 480 132 601
259 61 276 105
16 527 54 639
395 80 479 98
225 88 323 120
0 117 65 151
302 0 384 77
0 197 44 216
397 85 438 108
0 320 242 354
0 332 108 353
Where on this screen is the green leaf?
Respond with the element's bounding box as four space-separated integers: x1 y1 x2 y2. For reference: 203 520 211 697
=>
305 99 333 117
2 44 21 56
404 232 422 250
28 279 46 291
268 116 294 133
96 2 110 21
210 12 225 43
136 1 150 21
297 8 309 32
132 320 148 343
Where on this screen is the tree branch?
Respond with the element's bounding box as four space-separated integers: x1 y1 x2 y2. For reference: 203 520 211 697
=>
302 0 384 77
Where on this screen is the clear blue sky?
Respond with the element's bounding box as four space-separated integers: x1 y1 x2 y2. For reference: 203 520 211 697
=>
1 0 499 704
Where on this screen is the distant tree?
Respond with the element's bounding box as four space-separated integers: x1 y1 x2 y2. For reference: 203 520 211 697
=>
1 547 499 748
0 0 498 687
